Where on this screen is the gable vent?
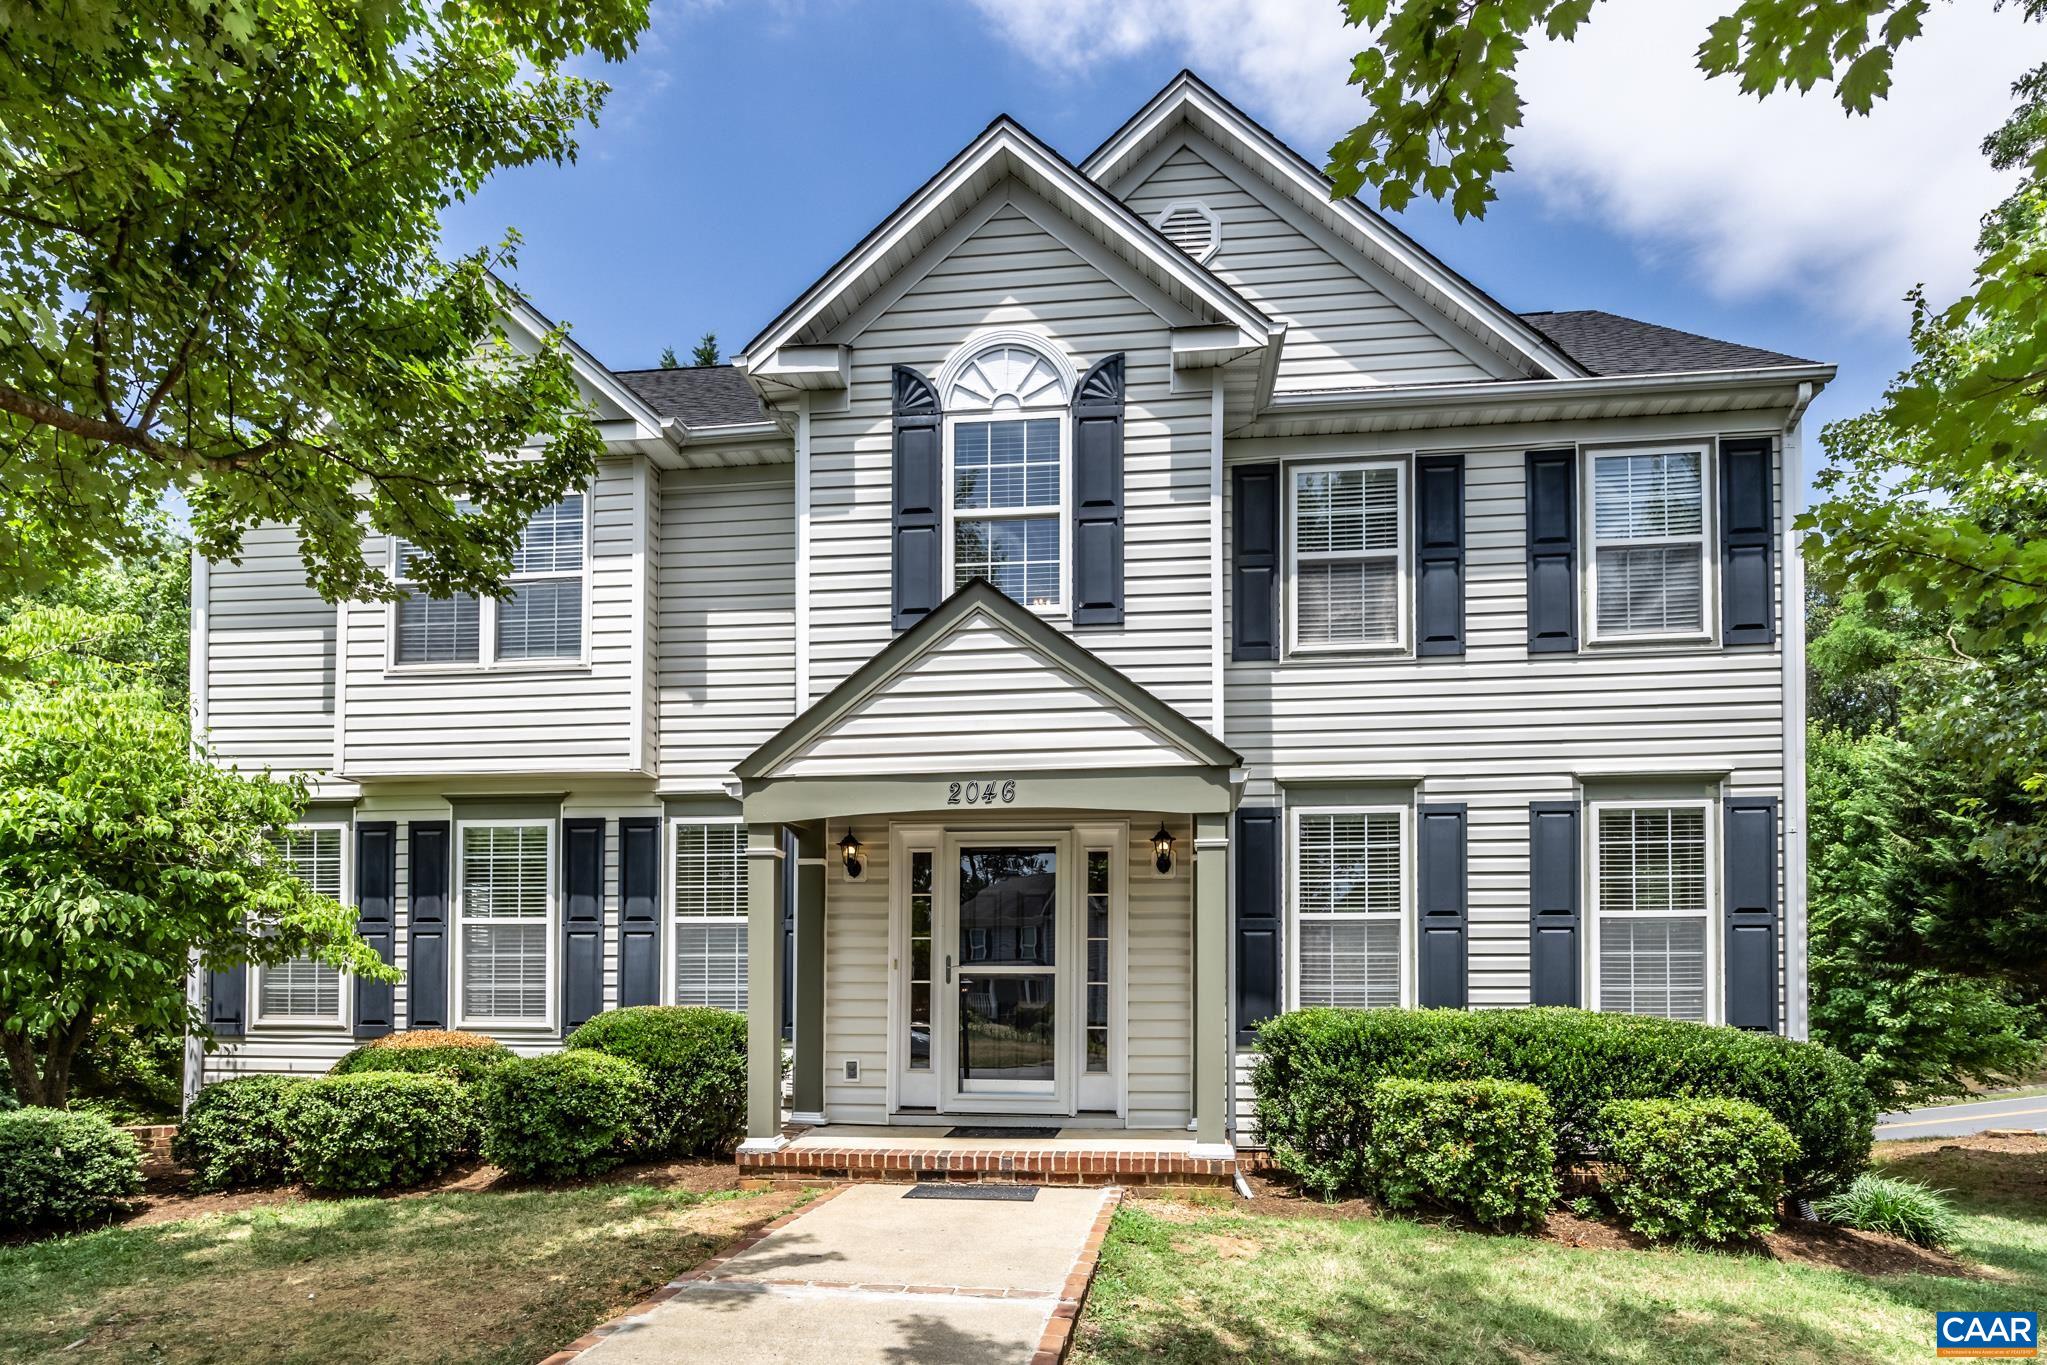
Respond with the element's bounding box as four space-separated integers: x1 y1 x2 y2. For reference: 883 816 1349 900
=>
1154 200 1220 263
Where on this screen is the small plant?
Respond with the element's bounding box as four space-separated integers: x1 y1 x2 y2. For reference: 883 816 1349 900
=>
281 1072 470 1192
174 1075 305 1189
478 1051 652 1180
1363 1077 1559 1226
565 1007 745 1156
1568 1195 1603 1220
1597 1097 1800 1244
1815 1173 1962 1249
0 1107 144 1232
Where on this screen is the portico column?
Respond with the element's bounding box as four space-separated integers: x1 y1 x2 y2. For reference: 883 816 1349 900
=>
1191 812 1230 1151
741 822 787 1147
790 823 827 1123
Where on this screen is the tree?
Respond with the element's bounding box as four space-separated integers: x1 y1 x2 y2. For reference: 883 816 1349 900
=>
658 346 681 369
691 333 722 367
0 514 190 705
0 609 393 1108
0 0 651 606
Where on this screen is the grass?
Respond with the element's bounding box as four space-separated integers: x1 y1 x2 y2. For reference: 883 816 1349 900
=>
0 1179 800 1365
1072 1141 2047 1364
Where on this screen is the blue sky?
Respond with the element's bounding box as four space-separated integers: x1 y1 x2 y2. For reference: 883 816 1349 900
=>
441 0 2040 504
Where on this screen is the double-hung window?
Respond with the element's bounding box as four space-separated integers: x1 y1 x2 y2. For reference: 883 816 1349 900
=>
1588 447 1708 639
392 494 586 666
1291 461 1405 651
457 822 553 1026
671 822 746 1010
1292 808 1406 1008
257 825 348 1025
944 341 1069 611
1593 804 1713 1022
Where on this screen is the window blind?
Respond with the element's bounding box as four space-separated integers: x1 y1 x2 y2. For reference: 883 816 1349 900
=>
1296 811 1402 1007
1294 465 1402 647
460 824 550 1021
673 823 746 1010
1596 806 1710 1022
259 827 344 1021
1591 450 1706 638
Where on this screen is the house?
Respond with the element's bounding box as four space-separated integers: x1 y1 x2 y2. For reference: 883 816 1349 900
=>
191 72 1830 1174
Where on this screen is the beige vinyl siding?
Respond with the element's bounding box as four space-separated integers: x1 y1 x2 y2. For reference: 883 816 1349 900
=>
823 819 891 1122
338 457 640 776
1123 817 1192 1127
203 525 336 777
640 459 663 774
656 463 797 788
1120 140 1497 392
810 197 1215 729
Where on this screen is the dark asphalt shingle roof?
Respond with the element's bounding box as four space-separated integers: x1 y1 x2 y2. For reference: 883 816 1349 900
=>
615 364 769 427
1519 310 1818 377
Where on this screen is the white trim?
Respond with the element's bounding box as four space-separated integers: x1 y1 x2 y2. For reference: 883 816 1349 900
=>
1780 423 1810 1040
1285 456 1411 656
664 814 748 1012
1075 823 1129 1118
452 817 559 1032
1208 373 1225 737
794 393 812 709
1585 798 1720 1026
249 822 354 1030
1287 803 1413 1011
386 490 595 672
1582 440 1716 645
188 552 210 745
888 824 943 1114
940 334 1075 618
332 592 349 776
628 457 648 767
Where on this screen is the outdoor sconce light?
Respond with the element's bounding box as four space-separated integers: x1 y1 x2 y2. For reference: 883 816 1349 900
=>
839 828 866 879
1151 821 1176 877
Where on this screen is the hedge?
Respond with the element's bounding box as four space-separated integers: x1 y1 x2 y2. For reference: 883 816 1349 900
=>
565 1007 746 1156
173 1075 305 1189
1252 1007 1873 1198
0 1107 144 1232
1597 1097 1800 1243
330 1030 512 1086
1364 1078 1558 1226
478 1051 653 1180
280 1072 470 1192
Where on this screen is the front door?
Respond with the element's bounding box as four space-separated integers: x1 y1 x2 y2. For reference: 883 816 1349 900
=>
949 842 1064 1108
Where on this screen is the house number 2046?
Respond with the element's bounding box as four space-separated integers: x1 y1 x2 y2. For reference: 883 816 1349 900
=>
948 778 1017 806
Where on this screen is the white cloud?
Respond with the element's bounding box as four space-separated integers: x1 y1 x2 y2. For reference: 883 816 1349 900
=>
966 0 2038 322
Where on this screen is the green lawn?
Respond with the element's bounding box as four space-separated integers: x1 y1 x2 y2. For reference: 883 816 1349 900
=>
0 1178 804 1365
1074 1141 2047 1364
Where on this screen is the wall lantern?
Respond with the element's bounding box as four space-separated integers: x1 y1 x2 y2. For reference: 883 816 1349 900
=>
1150 820 1176 877
839 828 866 879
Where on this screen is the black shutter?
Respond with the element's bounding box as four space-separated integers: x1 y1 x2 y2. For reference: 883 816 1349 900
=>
406 821 450 1030
1071 354 1126 625
1724 797 1781 1031
353 821 397 1037
1233 807 1283 1044
1720 437 1776 646
618 816 662 1008
891 366 943 631
206 963 245 1038
1528 801 1581 1006
1415 455 1466 656
561 818 605 1034
1231 463 1281 661
1525 448 1578 654
1416 804 1468 1008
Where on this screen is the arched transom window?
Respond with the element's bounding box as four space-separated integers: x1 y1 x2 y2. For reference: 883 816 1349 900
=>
943 339 1071 610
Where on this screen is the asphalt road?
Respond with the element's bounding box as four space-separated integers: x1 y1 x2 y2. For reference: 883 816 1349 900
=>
1877 1092 2047 1139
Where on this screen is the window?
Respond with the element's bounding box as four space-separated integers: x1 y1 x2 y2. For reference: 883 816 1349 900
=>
672 822 746 1011
257 825 347 1024
1291 461 1405 651
1589 448 1708 638
1593 804 1713 1022
457 822 552 1025
1293 809 1405 1008
392 495 586 667
906 850 933 1071
943 341 1069 611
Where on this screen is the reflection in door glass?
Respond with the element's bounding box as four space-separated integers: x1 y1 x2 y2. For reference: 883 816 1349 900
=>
1086 850 1109 1073
959 973 1055 1081
908 850 933 1070
957 848 1057 964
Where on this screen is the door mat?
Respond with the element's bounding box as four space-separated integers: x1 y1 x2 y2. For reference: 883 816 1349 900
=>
945 1125 1063 1138
904 1183 1040 1201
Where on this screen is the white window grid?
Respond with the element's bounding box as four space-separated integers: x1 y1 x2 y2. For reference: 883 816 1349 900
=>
1289 805 1411 1010
939 337 1072 616
388 493 591 670
1588 800 1718 1024
1584 444 1713 642
1288 459 1409 654
254 823 351 1026
453 819 556 1029
667 819 747 1012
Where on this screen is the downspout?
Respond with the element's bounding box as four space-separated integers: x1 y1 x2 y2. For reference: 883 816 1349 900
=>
1780 382 1813 1039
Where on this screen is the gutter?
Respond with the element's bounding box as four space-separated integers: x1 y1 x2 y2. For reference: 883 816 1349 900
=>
1261 363 1838 417
1781 379 1816 435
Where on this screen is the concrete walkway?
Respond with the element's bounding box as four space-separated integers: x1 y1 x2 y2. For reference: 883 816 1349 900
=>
550 1183 1118 1365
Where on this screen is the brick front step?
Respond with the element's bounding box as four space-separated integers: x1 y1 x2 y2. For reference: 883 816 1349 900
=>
738 1145 1236 1187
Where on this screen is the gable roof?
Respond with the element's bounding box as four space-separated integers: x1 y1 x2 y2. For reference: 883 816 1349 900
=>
615 365 770 427
737 115 1279 372
1083 71 1587 383
737 579 1240 781
1518 310 1818 377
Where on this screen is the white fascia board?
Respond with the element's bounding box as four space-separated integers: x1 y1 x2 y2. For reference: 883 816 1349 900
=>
1171 322 1270 369
493 286 666 438
740 344 850 391
1264 364 1838 418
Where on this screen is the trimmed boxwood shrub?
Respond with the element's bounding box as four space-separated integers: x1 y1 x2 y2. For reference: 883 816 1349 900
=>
280 1072 469 1192
1364 1078 1558 1226
173 1075 305 1189
1252 1007 1872 1199
1597 1097 1799 1243
478 1051 652 1180
565 1007 745 1156
330 1029 512 1086
0 1107 144 1232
